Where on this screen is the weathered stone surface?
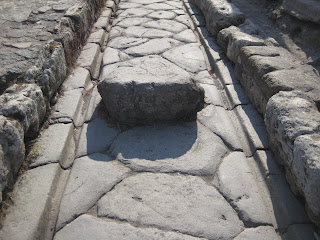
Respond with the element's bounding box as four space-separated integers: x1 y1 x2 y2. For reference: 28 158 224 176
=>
76 117 119 158
282 224 317 240
199 83 223 106
98 173 244 239
162 43 207 73
265 91 320 169
215 59 239 85
84 86 101 122
0 164 60 240
225 84 250 109
142 19 188 33
108 37 149 49
216 152 273 226
98 55 204 124
198 105 242 151
125 38 181 56
88 29 106 46
62 67 91 91
144 3 177 10
282 0 320 24
194 70 215 85
115 17 151 28
124 26 173 38
110 122 228 175
118 8 152 18
190 0 245 36
56 153 130 230
102 47 121 65
173 29 197 43
0 84 45 137
293 133 320 227
147 10 176 19
55 214 205 240
174 15 190 26
30 123 74 167
251 150 282 178
77 43 102 79
0 116 24 194
234 226 279 240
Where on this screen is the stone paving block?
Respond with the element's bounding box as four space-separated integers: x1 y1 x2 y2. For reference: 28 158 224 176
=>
142 19 188 33
106 0 116 12
199 83 223 106
197 105 242 151
84 87 101 123
94 16 110 30
266 174 310 229
98 173 244 239
88 29 106 46
118 8 153 18
194 70 215 85
0 163 60 240
62 67 91 91
102 47 121 66
250 150 282 178
196 27 222 62
282 224 318 240
175 14 190 26
110 122 228 176
225 84 250 109
144 3 177 10
231 104 270 156
98 55 204 124
183 1 202 16
162 43 207 73
56 153 130 231
77 43 102 79
115 17 151 28
50 88 84 123
124 26 173 38
216 152 273 226
101 8 112 18
30 123 74 168
215 59 239 85
76 117 119 158
125 38 181 56
147 10 177 19
173 29 197 43
108 37 149 49
55 214 206 240
118 2 142 10
234 226 279 240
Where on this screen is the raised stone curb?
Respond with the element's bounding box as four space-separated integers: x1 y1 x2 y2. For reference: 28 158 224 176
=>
190 0 320 229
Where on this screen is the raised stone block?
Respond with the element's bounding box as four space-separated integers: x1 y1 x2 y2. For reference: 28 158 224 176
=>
98 55 204 124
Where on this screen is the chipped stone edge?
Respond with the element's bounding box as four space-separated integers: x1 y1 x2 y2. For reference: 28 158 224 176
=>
184 0 320 234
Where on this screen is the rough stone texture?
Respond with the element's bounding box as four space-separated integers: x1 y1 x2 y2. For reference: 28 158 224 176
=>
98 173 244 239
189 0 245 36
110 122 228 176
62 67 91 91
142 19 188 33
215 59 239 85
173 29 197 43
0 84 46 137
282 224 318 240
225 84 250 109
235 45 320 114
251 150 282 178
233 226 279 240
98 55 204 124
77 43 102 79
216 152 273 226
199 83 224 106
56 153 130 230
55 214 206 240
198 105 242 151
29 123 74 167
282 0 320 24
76 117 119 158
162 43 207 73
293 133 320 227
0 116 24 198
0 164 60 240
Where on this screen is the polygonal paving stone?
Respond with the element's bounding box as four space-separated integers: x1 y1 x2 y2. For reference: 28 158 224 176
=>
98 173 244 239
54 214 205 240
56 153 130 231
234 226 279 240
144 3 177 10
215 152 273 226
125 38 181 56
110 121 228 176
117 8 153 18
175 15 190 26
127 0 166 4
115 17 151 28
124 26 173 38
108 37 149 49
173 29 197 43
118 2 142 9
147 10 177 19
142 19 188 33
163 43 207 73
98 55 204 124
102 47 120 65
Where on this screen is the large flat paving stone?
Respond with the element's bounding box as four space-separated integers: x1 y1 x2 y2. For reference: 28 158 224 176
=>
55 214 205 240
142 19 188 33
110 121 228 176
162 43 207 73
56 153 130 230
234 226 279 240
98 55 204 124
98 173 244 239
215 152 273 226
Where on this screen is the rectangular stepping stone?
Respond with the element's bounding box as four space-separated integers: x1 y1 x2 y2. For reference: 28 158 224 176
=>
98 55 204 124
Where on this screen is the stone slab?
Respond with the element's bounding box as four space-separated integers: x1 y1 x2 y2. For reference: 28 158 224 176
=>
194 70 215 85
77 43 102 79
142 19 188 33
88 29 106 46
62 67 91 91
215 59 239 85
98 55 204 124
173 29 197 43
124 26 173 38
216 152 273 226
110 121 228 176
56 153 130 230
234 226 279 240
76 117 119 158
199 83 224 106
98 173 244 239
0 164 60 240
282 0 320 24
225 84 250 109
55 214 206 240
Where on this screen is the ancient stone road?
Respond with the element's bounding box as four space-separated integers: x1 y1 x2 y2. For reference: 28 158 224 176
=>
0 0 318 239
